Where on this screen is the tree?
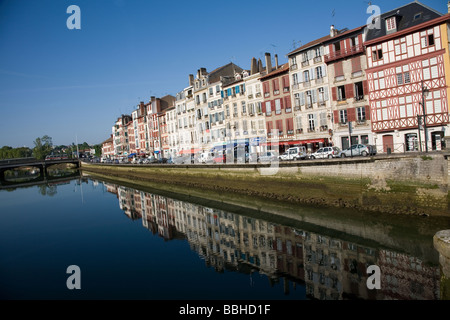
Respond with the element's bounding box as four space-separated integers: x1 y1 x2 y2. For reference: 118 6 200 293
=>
94 144 102 157
33 135 53 160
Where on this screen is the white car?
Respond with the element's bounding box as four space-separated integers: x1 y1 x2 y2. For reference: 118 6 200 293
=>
309 147 341 159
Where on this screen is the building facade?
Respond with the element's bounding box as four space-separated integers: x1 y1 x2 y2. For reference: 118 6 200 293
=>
324 25 373 150
365 2 450 153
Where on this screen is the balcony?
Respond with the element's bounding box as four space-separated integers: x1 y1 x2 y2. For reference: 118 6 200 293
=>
315 77 324 85
290 64 298 71
301 60 310 67
314 56 322 64
273 89 280 95
292 84 299 91
325 44 364 63
283 87 290 93
296 128 303 134
303 81 311 88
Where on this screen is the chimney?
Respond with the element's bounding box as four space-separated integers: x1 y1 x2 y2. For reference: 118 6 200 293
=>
448 1 450 13
200 67 207 76
330 25 336 37
250 57 258 75
258 58 263 73
265 52 272 74
189 74 194 86
275 54 279 69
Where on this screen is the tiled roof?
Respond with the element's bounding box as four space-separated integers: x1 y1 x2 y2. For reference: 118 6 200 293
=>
365 1 443 42
259 63 289 80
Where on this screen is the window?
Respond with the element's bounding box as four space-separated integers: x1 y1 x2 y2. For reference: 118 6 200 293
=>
294 93 301 107
308 114 316 132
275 99 281 114
241 101 246 114
397 73 403 85
356 107 366 122
306 91 313 108
291 56 297 66
265 101 272 116
209 88 213 96
339 109 347 124
422 34 435 47
316 67 323 79
337 86 346 101
404 72 411 84
303 70 310 82
386 17 396 31
354 82 364 100
233 103 238 116
292 73 298 85
372 49 383 61
333 41 341 53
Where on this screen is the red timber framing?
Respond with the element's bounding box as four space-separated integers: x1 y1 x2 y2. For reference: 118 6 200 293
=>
368 50 449 132
365 13 450 134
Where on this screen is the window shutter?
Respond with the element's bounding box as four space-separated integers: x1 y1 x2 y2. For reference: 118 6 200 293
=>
300 92 305 106
335 61 344 77
363 80 369 96
345 84 354 99
235 85 240 94
262 102 266 113
287 118 294 131
280 98 284 109
324 86 329 101
310 68 315 80
285 96 292 109
347 107 356 122
312 90 317 103
221 91 224 98
331 87 337 101
351 57 361 73
333 110 339 124
322 65 327 77
365 105 371 120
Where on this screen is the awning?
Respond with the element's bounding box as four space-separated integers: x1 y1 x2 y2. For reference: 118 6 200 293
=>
179 148 202 155
128 153 137 158
261 139 328 147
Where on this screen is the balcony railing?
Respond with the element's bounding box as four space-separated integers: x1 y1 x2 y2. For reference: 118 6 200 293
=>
290 64 298 71
325 44 364 63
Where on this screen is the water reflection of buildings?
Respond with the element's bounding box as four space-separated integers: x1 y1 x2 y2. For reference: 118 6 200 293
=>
102 181 440 300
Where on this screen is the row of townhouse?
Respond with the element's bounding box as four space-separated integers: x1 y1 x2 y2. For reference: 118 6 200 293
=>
102 1 450 159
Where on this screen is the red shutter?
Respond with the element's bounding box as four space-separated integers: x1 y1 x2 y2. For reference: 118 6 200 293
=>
263 81 270 95
276 119 283 132
271 100 275 112
285 96 292 109
282 75 289 89
365 105 371 120
262 102 266 113
267 121 273 134
272 79 279 91
333 110 339 124
280 98 284 109
345 84 354 99
351 57 361 73
287 118 294 131
347 108 356 122
363 80 369 96
331 87 337 101
335 61 344 77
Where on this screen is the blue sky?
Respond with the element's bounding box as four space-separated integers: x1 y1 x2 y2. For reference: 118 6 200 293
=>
0 0 447 148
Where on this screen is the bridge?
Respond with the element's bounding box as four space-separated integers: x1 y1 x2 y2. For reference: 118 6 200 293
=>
0 158 80 186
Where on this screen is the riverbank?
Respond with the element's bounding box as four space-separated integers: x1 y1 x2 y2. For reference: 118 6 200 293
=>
81 153 449 217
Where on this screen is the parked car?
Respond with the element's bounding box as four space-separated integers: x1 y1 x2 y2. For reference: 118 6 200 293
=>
283 147 308 161
340 144 377 158
199 152 214 164
309 146 342 160
278 152 289 161
257 151 278 163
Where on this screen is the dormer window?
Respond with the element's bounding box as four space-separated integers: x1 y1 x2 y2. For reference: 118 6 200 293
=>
386 17 396 32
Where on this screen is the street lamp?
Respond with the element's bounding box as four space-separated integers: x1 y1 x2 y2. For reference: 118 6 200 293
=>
419 80 430 153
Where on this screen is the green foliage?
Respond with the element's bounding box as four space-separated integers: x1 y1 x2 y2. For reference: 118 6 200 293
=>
32 135 53 160
0 146 33 160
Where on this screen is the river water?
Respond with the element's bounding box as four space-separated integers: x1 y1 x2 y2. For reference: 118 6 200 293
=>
0 172 449 300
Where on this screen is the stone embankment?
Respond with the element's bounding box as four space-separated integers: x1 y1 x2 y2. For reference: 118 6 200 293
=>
81 153 450 217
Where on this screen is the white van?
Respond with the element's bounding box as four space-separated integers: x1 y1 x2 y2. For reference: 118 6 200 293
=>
199 152 213 164
285 147 308 160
